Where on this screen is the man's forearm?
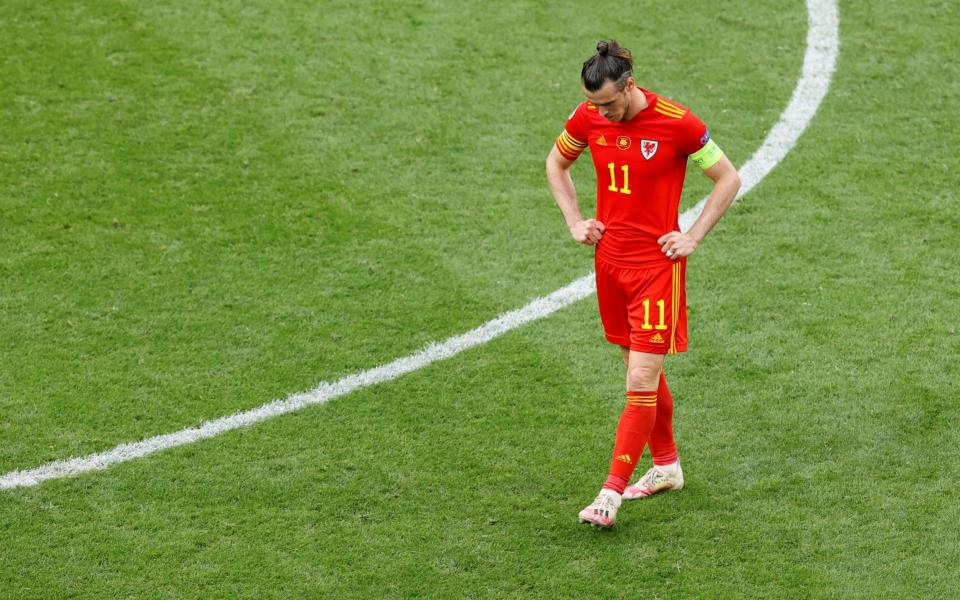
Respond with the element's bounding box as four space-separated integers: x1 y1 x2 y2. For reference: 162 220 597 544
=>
546 161 584 229
688 170 741 243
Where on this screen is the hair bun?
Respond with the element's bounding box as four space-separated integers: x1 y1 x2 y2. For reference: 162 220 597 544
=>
581 39 633 91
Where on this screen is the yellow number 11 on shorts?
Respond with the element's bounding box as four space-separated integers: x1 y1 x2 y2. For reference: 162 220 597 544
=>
640 298 668 330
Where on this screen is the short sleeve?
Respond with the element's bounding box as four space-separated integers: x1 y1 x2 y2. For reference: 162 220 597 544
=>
555 103 589 161
679 111 725 170
676 110 710 156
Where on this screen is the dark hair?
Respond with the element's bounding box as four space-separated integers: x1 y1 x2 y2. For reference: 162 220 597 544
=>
581 40 633 92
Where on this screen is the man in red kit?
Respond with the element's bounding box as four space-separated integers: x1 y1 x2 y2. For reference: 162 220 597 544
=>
545 40 741 528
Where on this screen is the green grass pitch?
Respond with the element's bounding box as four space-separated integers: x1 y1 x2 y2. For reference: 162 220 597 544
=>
1 0 958 597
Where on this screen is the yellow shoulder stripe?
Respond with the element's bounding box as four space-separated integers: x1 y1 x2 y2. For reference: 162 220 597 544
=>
655 99 686 119
657 98 685 112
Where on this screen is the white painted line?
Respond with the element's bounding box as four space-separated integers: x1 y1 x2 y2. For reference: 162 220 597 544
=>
0 0 838 490
0 275 596 490
681 0 838 231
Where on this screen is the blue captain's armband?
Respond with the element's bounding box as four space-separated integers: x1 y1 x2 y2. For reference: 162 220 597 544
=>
690 139 724 170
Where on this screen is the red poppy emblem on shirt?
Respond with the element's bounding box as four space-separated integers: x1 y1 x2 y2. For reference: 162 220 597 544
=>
616 136 631 150
640 139 659 160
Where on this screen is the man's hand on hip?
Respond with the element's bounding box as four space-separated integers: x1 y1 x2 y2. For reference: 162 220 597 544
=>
570 219 606 246
658 230 698 260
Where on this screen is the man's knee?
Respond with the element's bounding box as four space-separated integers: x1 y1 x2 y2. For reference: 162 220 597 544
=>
627 363 660 390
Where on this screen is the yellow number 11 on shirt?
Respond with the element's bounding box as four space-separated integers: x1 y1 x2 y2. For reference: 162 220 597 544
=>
606 162 631 194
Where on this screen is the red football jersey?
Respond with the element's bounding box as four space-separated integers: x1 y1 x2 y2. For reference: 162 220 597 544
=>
555 88 711 268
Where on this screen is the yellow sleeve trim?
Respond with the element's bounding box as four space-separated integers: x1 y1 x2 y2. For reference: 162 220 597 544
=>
555 129 586 160
690 139 724 170
561 129 586 148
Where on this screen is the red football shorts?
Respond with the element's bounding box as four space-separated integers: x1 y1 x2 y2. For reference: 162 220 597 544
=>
594 255 688 354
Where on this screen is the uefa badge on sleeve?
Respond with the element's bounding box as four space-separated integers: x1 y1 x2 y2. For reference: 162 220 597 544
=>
640 139 658 160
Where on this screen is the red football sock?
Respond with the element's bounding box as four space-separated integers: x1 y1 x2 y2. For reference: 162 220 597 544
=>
603 391 658 494
649 371 678 466
650 371 677 466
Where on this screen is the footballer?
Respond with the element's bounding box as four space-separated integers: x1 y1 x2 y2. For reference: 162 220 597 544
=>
545 40 741 528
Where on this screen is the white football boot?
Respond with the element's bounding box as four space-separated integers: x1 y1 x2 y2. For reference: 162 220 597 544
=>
577 488 622 528
622 462 684 500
